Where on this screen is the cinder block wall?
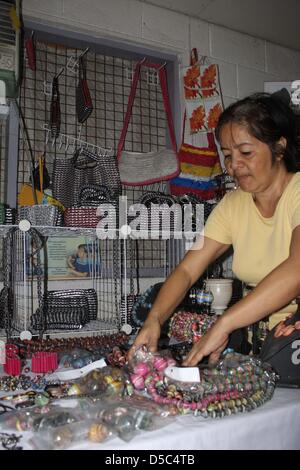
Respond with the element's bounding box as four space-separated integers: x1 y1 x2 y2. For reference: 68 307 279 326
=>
23 0 300 109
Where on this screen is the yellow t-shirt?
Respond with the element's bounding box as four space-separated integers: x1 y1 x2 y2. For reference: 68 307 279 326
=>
204 172 300 329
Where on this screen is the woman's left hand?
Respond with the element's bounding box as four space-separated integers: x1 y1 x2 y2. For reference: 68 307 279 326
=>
182 318 229 366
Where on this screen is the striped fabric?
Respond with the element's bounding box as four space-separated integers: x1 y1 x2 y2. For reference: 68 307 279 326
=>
170 140 222 200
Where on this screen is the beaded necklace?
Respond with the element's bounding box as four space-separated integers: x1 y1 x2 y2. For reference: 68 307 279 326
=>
168 310 218 343
129 350 277 418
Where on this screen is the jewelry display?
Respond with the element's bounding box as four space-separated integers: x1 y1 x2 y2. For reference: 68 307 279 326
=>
12 332 128 359
168 311 218 343
0 432 23 450
129 348 277 418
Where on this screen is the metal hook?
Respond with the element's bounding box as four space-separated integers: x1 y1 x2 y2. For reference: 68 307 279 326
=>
55 67 64 79
78 47 90 60
158 61 167 70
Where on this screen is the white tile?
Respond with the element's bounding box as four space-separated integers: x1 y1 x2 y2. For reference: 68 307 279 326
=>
210 24 265 71
222 96 237 109
177 49 192 68
190 17 210 58
62 0 143 39
237 66 277 98
142 3 189 51
213 59 238 99
23 0 62 16
266 42 300 80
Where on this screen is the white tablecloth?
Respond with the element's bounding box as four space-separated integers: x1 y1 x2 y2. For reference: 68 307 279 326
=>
16 387 300 450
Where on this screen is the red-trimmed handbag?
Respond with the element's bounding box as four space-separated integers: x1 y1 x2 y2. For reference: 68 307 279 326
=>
117 59 179 186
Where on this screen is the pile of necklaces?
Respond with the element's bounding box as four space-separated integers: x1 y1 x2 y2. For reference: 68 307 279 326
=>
129 348 277 418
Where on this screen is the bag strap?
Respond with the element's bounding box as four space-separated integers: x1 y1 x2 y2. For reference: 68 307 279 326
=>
38 154 44 194
73 147 100 169
117 59 177 160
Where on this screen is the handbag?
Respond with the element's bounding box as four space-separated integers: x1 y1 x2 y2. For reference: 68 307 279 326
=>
64 184 116 228
76 55 93 123
137 191 178 234
50 76 61 139
31 290 91 331
117 59 179 186
52 147 121 208
169 129 222 200
119 239 141 330
18 204 63 226
260 306 300 388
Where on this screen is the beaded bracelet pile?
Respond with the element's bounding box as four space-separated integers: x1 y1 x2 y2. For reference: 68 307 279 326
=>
168 311 218 343
11 332 128 358
129 350 277 418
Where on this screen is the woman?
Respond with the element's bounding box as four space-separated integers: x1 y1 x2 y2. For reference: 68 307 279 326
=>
130 91 300 366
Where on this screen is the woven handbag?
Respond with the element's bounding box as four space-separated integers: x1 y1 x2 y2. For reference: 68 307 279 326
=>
170 130 222 201
64 184 116 228
76 55 93 124
137 191 178 234
18 204 63 226
31 290 91 331
45 288 98 321
50 76 61 139
117 59 179 186
119 239 141 331
52 147 121 208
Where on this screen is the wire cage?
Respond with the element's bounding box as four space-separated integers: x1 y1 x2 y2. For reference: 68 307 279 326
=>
0 226 122 339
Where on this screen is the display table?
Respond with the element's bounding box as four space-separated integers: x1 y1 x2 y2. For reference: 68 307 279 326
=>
13 387 300 450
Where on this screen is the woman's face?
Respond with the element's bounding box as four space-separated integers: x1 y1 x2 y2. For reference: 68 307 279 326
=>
219 122 283 194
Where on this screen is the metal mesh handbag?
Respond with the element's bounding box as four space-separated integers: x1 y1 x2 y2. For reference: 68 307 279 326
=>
52 147 121 208
18 205 63 226
76 55 93 124
64 184 116 228
138 192 178 234
30 290 91 331
44 288 98 321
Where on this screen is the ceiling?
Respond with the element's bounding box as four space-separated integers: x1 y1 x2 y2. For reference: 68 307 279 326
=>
141 0 300 52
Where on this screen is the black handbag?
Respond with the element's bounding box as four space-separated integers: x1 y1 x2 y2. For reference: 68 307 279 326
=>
30 289 97 331
260 305 300 388
76 55 93 123
50 76 61 139
52 147 121 208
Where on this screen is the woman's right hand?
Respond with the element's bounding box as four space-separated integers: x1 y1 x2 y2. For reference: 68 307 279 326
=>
128 316 161 361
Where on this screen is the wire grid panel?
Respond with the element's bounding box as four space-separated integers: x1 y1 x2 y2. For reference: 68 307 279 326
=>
4 229 122 337
18 38 169 274
123 237 187 297
18 40 166 193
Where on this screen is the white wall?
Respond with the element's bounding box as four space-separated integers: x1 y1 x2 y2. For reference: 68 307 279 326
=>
22 0 300 110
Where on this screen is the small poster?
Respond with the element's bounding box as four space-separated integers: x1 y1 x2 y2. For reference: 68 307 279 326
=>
30 236 101 279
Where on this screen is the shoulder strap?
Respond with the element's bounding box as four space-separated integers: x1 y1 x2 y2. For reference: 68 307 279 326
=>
117 60 177 160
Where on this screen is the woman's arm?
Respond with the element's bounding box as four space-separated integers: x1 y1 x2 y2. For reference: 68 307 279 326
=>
130 236 230 354
183 226 300 366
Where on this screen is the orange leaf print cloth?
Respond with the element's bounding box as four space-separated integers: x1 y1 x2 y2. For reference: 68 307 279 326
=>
207 103 222 130
190 105 206 133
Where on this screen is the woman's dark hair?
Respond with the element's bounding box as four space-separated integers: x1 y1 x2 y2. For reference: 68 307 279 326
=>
215 92 299 172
